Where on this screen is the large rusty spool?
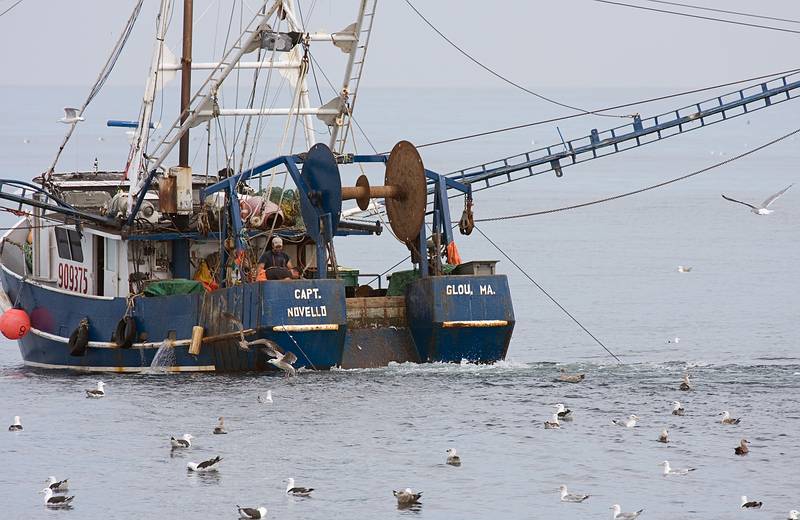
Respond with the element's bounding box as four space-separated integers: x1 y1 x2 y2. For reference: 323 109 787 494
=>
341 140 426 244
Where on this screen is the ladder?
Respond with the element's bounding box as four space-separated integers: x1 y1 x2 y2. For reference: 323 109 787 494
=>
331 0 379 155
144 0 276 176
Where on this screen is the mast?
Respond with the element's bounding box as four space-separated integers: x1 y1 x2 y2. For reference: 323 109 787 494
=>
179 0 194 167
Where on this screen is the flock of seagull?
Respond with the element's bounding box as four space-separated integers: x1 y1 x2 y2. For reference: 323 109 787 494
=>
536 370 798 518
7 379 441 517
7 366 800 516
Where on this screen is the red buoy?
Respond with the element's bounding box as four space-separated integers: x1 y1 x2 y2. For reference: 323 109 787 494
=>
1 308 30 339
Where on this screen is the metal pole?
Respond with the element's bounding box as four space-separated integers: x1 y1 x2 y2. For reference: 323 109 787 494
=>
179 0 194 167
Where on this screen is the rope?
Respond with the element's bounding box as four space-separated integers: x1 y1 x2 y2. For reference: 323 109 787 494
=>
407 67 800 151
473 225 622 364
403 0 629 118
593 0 800 35
475 126 800 222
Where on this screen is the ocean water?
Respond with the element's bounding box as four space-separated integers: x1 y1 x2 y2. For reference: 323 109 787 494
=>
1 83 799 518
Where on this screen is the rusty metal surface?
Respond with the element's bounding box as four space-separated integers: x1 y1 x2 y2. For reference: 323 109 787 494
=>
158 175 177 213
384 141 426 243
341 327 420 368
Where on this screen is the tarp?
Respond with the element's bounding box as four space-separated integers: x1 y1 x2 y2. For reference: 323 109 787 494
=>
143 279 205 297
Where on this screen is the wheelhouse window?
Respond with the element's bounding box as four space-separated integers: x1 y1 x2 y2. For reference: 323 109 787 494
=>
54 227 84 262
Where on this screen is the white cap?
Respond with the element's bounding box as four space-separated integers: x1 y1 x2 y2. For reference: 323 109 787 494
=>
272 237 283 247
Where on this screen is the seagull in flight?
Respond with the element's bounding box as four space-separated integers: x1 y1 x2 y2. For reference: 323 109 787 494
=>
247 338 298 377
721 184 794 215
59 107 84 124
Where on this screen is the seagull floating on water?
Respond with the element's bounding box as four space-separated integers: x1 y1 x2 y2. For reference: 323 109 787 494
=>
679 373 691 391
59 107 84 124
666 337 681 344
559 485 589 502
671 401 685 416
187 455 222 472
554 403 573 421
734 439 749 456
544 413 561 429
741 495 762 509
722 184 794 215
720 411 741 425
788 510 799 519
237 505 267 519
660 460 695 476
610 503 644 519
213 416 227 434
40 488 74 507
286 477 313 497
8 415 22 431
658 429 669 443
556 368 585 383
258 390 273 404
86 381 105 398
45 476 69 492
170 433 193 448
676 266 692 273
446 448 461 466
393 488 422 507
612 414 639 428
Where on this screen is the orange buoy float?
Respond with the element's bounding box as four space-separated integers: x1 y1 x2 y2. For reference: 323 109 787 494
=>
1 308 31 339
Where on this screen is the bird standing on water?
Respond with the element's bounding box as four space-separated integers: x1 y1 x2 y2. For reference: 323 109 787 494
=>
85 381 105 398
722 184 794 215
612 415 639 428
446 448 461 466
544 413 561 429
237 505 267 519
610 504 644 519
45 476 69 492
285 478 314 497
720 411 741 425
671 401 685 416
170 433 193 448
213 417 227 434
660 460 696 476
559 485 589 502
554 403 573 421
258 390 273 404
679 373 692 391
8 415 22 431
393 488 422 507
787 510 799 519
187 456 222 472
658 429 669 443
741 496 762 509
734 439 749 456
40 488 74 508
557 368 585 383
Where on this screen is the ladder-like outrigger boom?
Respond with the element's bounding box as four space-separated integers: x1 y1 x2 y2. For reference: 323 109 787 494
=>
446 71 800 192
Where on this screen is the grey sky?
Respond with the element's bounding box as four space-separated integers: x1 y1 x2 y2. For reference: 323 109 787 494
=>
1 0 798 89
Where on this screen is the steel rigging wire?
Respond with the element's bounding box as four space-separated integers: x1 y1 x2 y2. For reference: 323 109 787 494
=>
639 0 800 24
405 67 800 151
403 0 630 118
592 0 800 35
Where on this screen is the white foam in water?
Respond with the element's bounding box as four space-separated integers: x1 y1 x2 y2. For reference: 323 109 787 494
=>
148 342 175 373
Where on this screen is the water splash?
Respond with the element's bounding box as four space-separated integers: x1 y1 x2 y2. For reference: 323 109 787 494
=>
148 342 175 373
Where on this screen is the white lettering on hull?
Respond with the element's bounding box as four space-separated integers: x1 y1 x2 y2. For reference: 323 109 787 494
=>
445 284 473 296
286 305 328 318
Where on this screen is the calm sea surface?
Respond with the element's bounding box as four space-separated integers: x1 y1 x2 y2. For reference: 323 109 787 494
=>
1 84 799 518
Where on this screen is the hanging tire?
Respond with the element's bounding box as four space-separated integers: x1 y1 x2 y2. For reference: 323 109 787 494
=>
69 318 90 357
113 316 136 349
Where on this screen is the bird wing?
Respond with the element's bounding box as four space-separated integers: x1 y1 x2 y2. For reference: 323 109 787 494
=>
197 456 221 469
63 107 78 118
48 495 72 504
761 183 794 208
280 351 298 365
248 338 281 351
721 194 757 210
238 506 260 518
289 487 314 494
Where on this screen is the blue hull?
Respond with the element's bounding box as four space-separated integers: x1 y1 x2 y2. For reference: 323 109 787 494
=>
1 269 345 373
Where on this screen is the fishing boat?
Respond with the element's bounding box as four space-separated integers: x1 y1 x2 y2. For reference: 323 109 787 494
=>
0 0 514 372
2 1 798 374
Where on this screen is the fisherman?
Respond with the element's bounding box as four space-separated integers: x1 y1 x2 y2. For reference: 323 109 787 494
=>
257 237 297 280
